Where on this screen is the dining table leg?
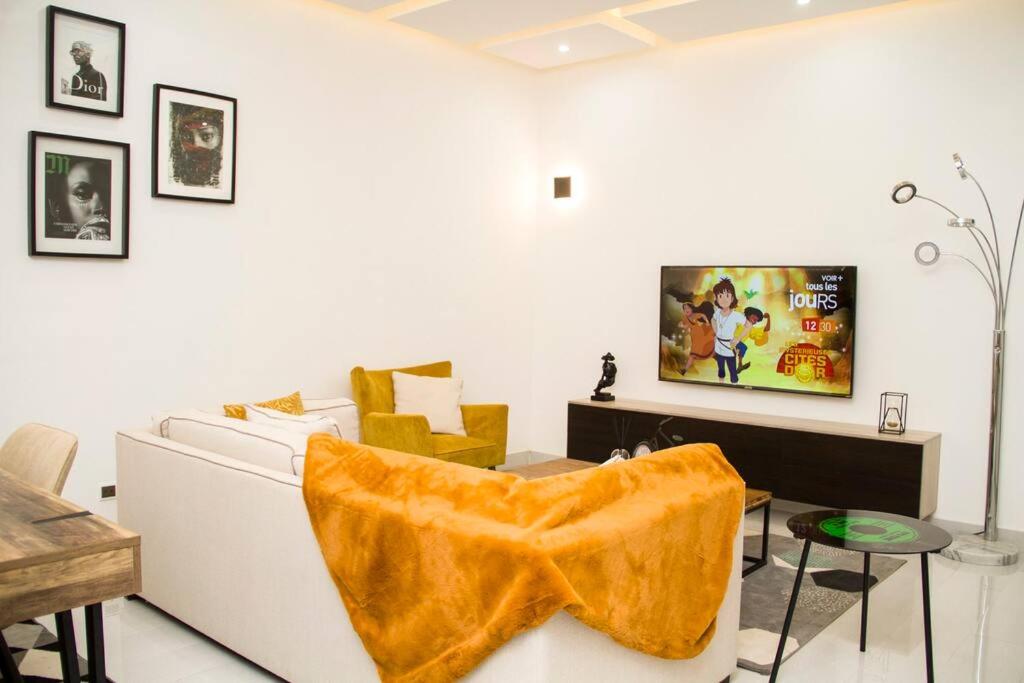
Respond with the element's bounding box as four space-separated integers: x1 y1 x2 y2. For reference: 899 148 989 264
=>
55 610 81 683
0 630 24 683
85 603 106 683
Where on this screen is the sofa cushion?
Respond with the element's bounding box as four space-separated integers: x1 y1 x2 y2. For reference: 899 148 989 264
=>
160 409 307 476
430 434 498 468
224 391 304 420
302 397 361 443
393 372 466 436
245 405 342 438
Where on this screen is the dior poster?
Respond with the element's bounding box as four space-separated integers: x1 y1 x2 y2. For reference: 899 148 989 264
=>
47 6 125 117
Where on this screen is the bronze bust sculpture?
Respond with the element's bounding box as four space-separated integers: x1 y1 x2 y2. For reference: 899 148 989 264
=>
592 352 617 402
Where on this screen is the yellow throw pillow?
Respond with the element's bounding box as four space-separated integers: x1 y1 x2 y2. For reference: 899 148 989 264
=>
224 391 304 420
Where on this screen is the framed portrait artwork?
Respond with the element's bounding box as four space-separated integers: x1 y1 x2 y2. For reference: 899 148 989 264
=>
46 6 125 117
29 131 130 259
152 84 237 203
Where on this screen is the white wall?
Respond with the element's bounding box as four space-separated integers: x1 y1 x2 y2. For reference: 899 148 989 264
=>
0 0 539 516
3 0 1020 532
532 0 1024 530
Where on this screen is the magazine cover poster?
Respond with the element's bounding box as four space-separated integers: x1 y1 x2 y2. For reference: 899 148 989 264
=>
49 8 124 115
660 266 856 397
31 132 129 258
153 85 236 203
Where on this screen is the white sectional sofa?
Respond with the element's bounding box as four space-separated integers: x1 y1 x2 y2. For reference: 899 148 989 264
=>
116 398 741 682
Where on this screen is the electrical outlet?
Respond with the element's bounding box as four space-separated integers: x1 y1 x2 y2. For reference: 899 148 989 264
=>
100 484 116 500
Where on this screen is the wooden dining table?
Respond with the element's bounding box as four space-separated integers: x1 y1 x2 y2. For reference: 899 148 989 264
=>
0 468 141 682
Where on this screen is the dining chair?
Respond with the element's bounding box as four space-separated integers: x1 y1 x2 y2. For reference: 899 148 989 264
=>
0 423 78 495
0 423 79 683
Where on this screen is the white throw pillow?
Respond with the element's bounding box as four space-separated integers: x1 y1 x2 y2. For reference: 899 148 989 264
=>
302 397 361 443
159 409 308 476
245 404 342 438
392 372 466 436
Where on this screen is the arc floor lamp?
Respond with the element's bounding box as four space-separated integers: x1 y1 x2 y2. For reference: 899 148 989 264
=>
891 153 1021 565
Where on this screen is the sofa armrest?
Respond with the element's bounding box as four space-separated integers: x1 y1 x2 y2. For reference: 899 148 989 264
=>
362 413 433 457
461 404 508 457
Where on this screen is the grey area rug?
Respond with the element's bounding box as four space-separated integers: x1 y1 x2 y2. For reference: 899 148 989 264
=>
1 620 91 682
738 533 906 674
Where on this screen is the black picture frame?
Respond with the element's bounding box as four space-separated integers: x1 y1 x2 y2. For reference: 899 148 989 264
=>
46 5 126 117
29 131 130 259
152 84 237 204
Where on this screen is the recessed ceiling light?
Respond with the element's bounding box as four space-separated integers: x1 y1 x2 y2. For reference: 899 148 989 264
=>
797 0 811 5
558 44 570 53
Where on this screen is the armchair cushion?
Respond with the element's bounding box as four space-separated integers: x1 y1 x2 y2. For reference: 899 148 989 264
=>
430 434 501 469
392 372 466 435
362 413 433 457
350 361 452 428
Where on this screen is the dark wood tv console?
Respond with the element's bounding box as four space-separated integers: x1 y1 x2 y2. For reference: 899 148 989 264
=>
567 398 940 518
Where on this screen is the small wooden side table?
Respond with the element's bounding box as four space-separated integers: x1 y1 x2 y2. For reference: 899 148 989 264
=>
506 457 596 480
0 469 141 683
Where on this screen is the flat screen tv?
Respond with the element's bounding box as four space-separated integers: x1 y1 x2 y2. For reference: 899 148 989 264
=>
660 266 857 398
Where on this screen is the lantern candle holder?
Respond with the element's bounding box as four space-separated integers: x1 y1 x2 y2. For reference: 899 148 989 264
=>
878 392 908 435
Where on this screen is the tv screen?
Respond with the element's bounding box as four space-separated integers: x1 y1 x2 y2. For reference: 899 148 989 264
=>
660 266 857 398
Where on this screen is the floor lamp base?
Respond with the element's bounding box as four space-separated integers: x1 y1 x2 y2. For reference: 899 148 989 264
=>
940 533 1019 566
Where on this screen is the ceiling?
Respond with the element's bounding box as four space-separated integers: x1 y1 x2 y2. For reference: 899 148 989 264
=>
328 0 910 70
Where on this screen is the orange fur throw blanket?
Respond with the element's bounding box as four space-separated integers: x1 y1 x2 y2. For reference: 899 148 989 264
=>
303 435 743 683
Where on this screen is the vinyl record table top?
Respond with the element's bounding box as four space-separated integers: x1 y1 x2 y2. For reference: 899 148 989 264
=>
787 509 952 555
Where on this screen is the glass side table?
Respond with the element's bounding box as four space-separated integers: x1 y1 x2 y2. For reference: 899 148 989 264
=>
769 509 952 683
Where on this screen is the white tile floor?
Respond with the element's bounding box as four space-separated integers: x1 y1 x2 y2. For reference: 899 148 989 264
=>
734 508 1024 683
38 507 1024 682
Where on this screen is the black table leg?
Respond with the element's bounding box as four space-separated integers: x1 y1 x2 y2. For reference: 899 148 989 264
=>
742 501 772 577
769 537 812 683
55 610 81 682
860 552 871 652
921 552 935 683
85 604 105 683
0 630 24 683
761 500 771 560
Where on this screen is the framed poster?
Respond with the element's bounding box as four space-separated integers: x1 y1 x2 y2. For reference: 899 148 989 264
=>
46 5 125 117
29 131 130 258
152 84 237 203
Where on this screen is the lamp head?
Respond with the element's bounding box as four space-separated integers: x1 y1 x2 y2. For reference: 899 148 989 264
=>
915 241 941 266
891 181 917 204
948 217 976 229
953 153 967 180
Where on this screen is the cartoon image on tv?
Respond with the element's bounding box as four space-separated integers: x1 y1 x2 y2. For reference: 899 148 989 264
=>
660 266 856 397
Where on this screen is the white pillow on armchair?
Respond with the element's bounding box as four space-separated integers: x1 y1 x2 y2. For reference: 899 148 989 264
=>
392 372 466 436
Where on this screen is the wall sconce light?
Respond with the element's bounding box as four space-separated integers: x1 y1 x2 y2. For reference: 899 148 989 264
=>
554 176 572 199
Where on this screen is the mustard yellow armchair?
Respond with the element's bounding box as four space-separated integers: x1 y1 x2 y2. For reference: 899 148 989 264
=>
350 361 507 469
